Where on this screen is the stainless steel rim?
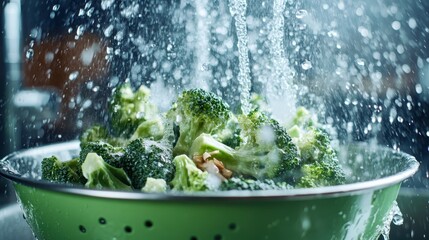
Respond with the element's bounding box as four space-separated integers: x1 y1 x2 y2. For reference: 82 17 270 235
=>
0 141 420 201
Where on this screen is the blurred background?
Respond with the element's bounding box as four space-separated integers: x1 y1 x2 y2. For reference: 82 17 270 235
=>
0 0 428 239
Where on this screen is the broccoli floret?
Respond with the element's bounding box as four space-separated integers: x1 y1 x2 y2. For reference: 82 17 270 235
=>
298 161 345 188
213 114 241 149
168 88 231 155
82 153 132 190
290 126 337 164
109 83 158 137
287 106 316 129
41 156 85 184
288 108 345 187
142 178 168 193
79 141 125 168
190 111 300 182
80 125 128 147
80 125 109 145
130 116 165 141
249 93 271 114
122 138 174 189
230 110 300 181
170 155 210 192
220 177 290 191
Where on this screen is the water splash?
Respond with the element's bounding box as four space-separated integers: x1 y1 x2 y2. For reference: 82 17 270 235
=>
229 0 252 114
380 201 403 240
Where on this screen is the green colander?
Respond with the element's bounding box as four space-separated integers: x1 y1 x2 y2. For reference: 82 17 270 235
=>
0 141 419 240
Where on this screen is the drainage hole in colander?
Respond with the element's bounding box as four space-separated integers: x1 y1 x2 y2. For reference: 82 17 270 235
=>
214 234 222 240
144 220 153 228
190 236 198 240
99 217 106 225
79 225 87 233
124 226 133 233
228 223 237 231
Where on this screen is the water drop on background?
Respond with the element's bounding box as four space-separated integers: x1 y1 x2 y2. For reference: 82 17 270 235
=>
295 9 308 19
301 60 312 70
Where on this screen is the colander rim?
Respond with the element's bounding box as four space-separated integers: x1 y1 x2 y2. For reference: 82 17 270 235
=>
0 140 420 201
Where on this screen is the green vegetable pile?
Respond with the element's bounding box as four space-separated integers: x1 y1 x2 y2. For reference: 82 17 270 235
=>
41 84 345 192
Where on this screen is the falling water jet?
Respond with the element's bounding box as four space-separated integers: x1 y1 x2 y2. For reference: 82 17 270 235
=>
266 0 297 123
229 0 252 114
193 0 211 90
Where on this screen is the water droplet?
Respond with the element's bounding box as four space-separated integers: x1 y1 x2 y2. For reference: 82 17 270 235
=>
29 28 39 39
201 63 210 71
52 4 60 11
69 71 79 81
397 116 404 123
301 60 312 70
391 21 401 30
355 58 365 66
25 49 34 59
76 25 85 36
101 0 114 10
295 9 308 19
402 64 411 74
408 18 417 29
104 25 114 37
396 45 405 54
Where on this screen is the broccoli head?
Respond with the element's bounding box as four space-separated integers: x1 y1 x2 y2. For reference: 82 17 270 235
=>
213 114 242 149
130 116 165 141
168 88 231 155
220 177 290 191
202 110 300 182
109 83 158 137
79 141 125 168
288 108 346 187
80 125 128 147
142 178 168 193
190 131 300 183
249 93 271 114
82 152 132 190
298 161 345 188
122 138 174 189
287 106 316 128
80 125 109 146
41 156 85 184
170 155 210 192
289 126 338 164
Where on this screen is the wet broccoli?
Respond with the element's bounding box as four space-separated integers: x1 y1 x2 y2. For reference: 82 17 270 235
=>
170 155 210 192
109 83 158 137
130 116 165 141
298 161 345 188
213 114 241 149
249 93 271 114
79 141 125 168
167 88 231 155
142 178 168 193
289 126 337 164
80 125 128 147
220 177 290 191
288 108 345 187
82 153 132 190
80 125 109 145
190 111 300 183
41 156 85 184
122 138 174 189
